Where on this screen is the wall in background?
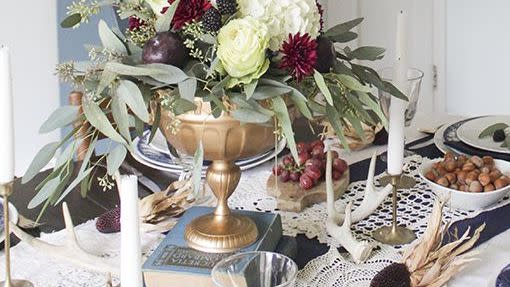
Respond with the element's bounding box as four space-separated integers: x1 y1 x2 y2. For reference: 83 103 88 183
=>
446 0 510 116
0 1 60 176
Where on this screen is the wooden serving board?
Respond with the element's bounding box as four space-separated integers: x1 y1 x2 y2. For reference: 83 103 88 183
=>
266 169 350 212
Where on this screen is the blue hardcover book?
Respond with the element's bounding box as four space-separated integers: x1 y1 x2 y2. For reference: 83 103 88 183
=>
142 206 283 287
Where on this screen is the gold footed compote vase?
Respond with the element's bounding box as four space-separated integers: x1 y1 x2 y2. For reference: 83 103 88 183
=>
159 104 275 253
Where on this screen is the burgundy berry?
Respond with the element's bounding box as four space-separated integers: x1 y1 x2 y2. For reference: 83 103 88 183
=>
305 158 322 169
311 145 325 159
311 139 324 149
272 165 283 176
299 174 314 190
332 170 343 180
282 155 294 165
305 165 322 181
333 158 348 173
298 152 311 165
297 142 310 154
290 172 301 182
280 170 290 182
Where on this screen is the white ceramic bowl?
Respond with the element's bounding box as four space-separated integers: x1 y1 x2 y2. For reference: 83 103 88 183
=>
419 158 510 210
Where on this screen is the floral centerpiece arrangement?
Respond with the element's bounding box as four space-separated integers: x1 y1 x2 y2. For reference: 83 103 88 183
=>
23 0 405 216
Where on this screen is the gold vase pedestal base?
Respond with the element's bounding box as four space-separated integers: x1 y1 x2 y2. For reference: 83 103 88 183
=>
184 213 259 253
0 279 34 287
372 225 416 245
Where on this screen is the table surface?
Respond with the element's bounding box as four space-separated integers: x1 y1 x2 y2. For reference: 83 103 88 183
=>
7 114 509 287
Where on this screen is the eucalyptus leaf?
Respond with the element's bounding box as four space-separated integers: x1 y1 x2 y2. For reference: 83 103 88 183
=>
358 92 387 128
348 46 385 61
105 62 162 76
149 104 161 144
55 167 94 205
60 13 82 28
111 94 131 143
289 92 312 120
178 77 197 102
117 80 150 122
82 99 126 144
39 106 79 134
479 123 509 138
135 115 145 138
325 18 364 37
345 113 367 142
328 31 358 43
231 108 272 123
106 145 127 175
98 20 127 54
155 0 180 32
251 85 291 100
383 81 408 101
22 142 60 184
337 74 371 92
192 142 203 196
78 136 98 174
55 143 76 169
28 177 61 209
173 98 196 115
244 80 258 99
272 97 298 162
96 69 117 95
326 105 350 150
313 70 333 106
140 63 188 84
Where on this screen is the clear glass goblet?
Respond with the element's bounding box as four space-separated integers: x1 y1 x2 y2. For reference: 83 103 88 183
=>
378 67 424 188
211 251 298 287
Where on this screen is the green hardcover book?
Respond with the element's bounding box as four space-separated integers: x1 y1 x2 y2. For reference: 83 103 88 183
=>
142 206 284 287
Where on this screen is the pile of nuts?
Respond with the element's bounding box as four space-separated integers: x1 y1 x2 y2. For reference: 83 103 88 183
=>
425 153 510 192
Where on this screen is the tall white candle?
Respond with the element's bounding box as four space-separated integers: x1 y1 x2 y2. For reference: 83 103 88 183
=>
387 10 408 176
0 45 14 184
119 175 143 287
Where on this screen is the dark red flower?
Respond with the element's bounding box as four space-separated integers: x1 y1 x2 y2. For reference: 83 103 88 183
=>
161 0 212 30
128 16 145 31
316 0 324 32
279 33 318 82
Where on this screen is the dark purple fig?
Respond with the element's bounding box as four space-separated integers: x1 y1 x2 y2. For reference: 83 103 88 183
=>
142 31 188 68
314 36 335 73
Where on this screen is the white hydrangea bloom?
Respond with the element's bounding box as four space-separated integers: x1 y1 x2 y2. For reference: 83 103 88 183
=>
238 0 321 51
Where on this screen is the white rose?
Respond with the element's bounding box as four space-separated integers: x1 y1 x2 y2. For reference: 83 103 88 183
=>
238 0 321 51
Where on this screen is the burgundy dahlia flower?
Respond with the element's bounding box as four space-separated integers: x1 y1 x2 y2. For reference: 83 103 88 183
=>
162 0 212 30
279 33 318 82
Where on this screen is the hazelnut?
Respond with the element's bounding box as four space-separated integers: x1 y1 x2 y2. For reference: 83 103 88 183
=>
490 170 503 182
458 184 468 192
495 177 510 189
450 183 459 190
484 184 496 192
445 173 457 184
480 166 491 174
482 156 495 166
457 170 467 184
465 171 479 185
478 173 491 186
470 156 484 168
436 165 447 176
425 170 437 181
444 160 457 172
436 177 449 187
462 162 475 172
468 181 483 192
445 152 456 160
457 155 468 166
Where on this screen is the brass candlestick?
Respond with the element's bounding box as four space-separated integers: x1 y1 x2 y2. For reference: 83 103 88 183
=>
1 182 33 287
372 175 416 245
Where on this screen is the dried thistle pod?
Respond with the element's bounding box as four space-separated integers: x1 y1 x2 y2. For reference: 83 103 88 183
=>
370 199 485 287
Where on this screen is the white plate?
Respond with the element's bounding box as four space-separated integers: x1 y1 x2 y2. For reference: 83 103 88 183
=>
132 138 287 176
0 198 19 243
457 116 510 154
433 120 464 154
148 129 172 154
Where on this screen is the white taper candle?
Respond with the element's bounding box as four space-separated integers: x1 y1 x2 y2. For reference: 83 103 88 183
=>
119 174 143 287
387 10 408 176
0 45 14 184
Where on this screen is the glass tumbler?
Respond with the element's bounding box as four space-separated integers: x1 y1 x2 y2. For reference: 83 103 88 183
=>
212 251 298 287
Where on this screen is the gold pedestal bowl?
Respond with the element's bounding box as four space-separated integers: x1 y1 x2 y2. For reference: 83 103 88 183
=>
160 106 274 253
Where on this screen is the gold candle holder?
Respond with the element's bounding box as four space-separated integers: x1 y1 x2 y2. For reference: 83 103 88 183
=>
372 174 416 245
1 182 33 287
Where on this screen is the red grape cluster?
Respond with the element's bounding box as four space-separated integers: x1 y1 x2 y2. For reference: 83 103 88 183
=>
272 140 349 190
